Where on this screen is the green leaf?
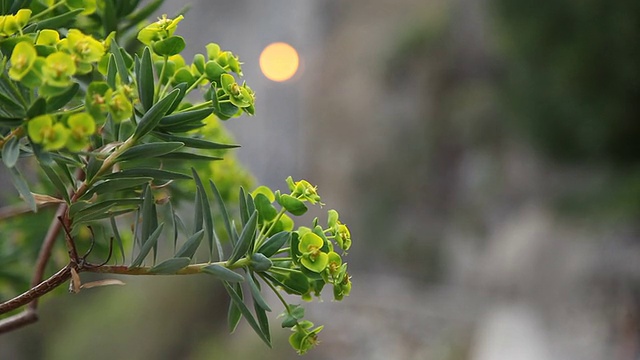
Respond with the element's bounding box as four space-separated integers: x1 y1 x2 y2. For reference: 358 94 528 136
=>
82 177 151 198
109 40 130 84
152 36 186 56
40 163 70 203
73 199 142 222
129 223 164 268
106 54 117 89
110 216 126 263
152 132 239 150
174 229 204 258
277 194 308 216
191 168 215 259
254 193 278 223
26 97 46 118
117 142 184 162
280 304 305 328
149 257 191 274
137 47 154 112
123 0 163 31
228 211 257 266
249 253 272 272
103 0 116 35
2 136 19 168
156 152 222 161
140 185 158 263
35 9 83 29
239 187 250 225
46 83 79 112
254 301 271 343
166 82 187 115
85 156 103 183
73 208 136 224
157 108 212 130
247 273 271 311
103 168 191 181
210 179 235 243
202 264 244 282
228 283 243 333
8 166 35 212
223 282 272 348
133 87 180 140
257 231 290 258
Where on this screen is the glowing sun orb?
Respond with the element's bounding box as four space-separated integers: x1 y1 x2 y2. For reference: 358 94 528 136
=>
259 42 299 82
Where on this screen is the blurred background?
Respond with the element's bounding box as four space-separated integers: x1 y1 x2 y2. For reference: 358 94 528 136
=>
2 0 640 359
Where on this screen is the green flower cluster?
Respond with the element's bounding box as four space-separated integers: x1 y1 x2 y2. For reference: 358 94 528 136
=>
250 177 352 354
0 9 31 37
28 113 95 151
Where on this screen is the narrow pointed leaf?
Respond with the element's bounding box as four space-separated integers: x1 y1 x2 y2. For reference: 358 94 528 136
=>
202 264 244 282
106 54 117 89
117 142 184 161
166 82 187 114
239 187 250 225
110 216 126 263
228 211 257 265
228 283 243 333
73 199 142 222
27 98 46 118
40 164 70 203
257 231 290 258
73 208 136 224
138 47 154 111
156 152 222 161
46 83 79 111
110 40 129 84
210 180 234 243
35 9 83 29
254 302 271 343
157 108 212 128
8 166 35 212
129 223 164 268
2 136 19 168
174 229 204 258
191 168 214 258
247 273 271 311
223 282 272 347
133 88 180 140
82 177 151 198
152 132 238 150
103 168 191 181
149 257 191 274
140 185 158 263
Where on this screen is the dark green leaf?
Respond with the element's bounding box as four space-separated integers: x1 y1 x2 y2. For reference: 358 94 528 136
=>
133 87 180 140
103 0 117 35
174 229 204 258
73 208 136 224
129 223 164 268
110 216 126 263
123 0 163 30
103 168 191 181
40 164 70 203
257 231 290 258
85 156 103 183
157 108 212 129
152 132 238 150
26 97 46 118
222 282 271 347
140 185 158 263
8 166 35 212
228 283 243 333
46 83 79 112
117 142 184 161
110 40 130 84
210 180 234 244
239 187 249 225
202 264 244 282
34 9 83 29
2 136 19 168
82 177 151 198
249 253 272 272
193 187 203 235
254 194 277 223
228 211 257 265
149 257 191 274
247 273 271 312
73 199 142 222
137 47 154 112
254 301 271 343
156 152 222 161
191 168 215 260
106 54 117 89
166 82 187 115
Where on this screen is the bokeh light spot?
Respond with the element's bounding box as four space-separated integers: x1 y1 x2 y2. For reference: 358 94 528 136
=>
259 42 299 82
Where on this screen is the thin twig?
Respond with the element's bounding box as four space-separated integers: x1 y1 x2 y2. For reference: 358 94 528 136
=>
0 266 72 316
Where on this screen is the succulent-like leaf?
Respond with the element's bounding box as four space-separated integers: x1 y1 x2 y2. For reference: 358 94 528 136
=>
149 257 191 274
117 142 184 161
133 87 180 140
8 165 35 212
138 47 154 111
228 211 257 266
257 231 290 258
129 223 164 268
174 229 204 258
223 282 272 347
202 264 244 282
2 136 19 168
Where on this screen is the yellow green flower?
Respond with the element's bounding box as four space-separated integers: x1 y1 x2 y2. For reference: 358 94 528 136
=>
65 113 96 151
42 51 76 87
137 14 184 46
8 41 37 81
28 115 69 151
298 232 328 273
65 29 104 68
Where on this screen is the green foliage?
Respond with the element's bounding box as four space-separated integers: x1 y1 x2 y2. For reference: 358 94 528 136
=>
0 1 353 355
